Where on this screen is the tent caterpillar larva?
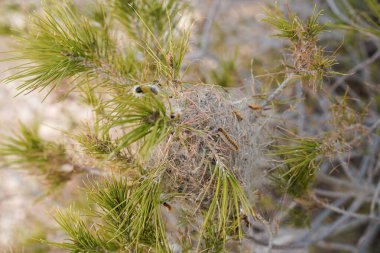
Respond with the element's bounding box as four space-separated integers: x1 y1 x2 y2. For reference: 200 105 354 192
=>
217 128 239 151
233 110 243 121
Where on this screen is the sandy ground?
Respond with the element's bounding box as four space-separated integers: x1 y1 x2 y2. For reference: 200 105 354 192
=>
0 35 85 250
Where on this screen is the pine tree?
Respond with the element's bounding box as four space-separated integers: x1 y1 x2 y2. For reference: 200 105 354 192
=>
3 0 377 252
2 1 260 251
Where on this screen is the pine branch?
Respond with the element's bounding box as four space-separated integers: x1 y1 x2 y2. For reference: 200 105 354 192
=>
105 91 174 158
52 173 170 252
261 75 294 107
113 0 183 47
3 1 136 96
0 121 72 186
113 0 189 81
263 4 337 94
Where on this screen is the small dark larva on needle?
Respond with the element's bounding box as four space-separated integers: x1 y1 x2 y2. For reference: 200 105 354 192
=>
132 83 160 97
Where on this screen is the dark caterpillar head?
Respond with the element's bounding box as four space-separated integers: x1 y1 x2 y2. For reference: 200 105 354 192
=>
132 84 160 96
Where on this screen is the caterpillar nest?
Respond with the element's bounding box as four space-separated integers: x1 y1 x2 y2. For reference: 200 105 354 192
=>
150 84 272 206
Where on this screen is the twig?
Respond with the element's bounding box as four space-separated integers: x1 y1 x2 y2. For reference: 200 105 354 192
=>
330 48 380 92
299 198 366 247
357 223 380 253
326 0 352 24
338 156 362 186
368 118 380 134
311 194 380 223
261 75 294 107
317 173 371 193
79 166 109 177
200 0 221 56
296 82 305 135
304 197 350 239
315 189 371 201
245 234 304 250
370 179 380 217
326 0 377 36
316 241 357 253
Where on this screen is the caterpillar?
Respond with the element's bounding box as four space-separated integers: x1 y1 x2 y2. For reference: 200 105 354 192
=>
248 104 270 111
217 128 239 151
241 214 251 227
163 202 172 211
233 110 244 121
132 84 160 96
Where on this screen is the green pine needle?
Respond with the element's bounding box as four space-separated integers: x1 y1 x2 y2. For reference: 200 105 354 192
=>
106 92 173 158
113 0 189 81
271 137 323 197
113 0 183 47
197 165 256 251
3 1 135 96
263 4 325 43
52 172 170 252
50 208 116 252
263 4 337 89
0 121 70 185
